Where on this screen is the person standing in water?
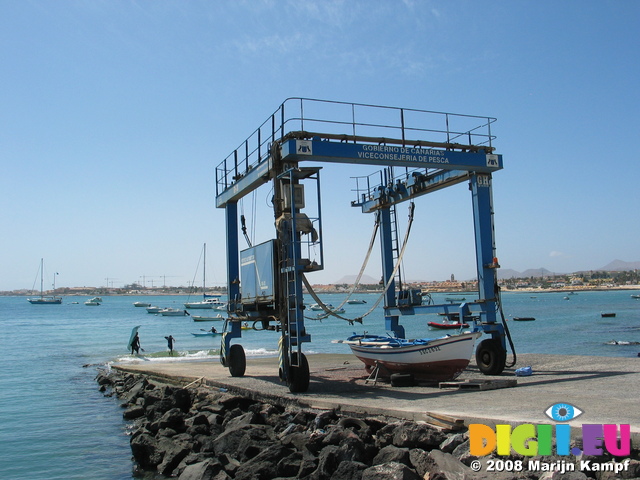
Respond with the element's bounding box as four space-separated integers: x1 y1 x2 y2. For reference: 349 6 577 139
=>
165 335 175 355
131 332 141 355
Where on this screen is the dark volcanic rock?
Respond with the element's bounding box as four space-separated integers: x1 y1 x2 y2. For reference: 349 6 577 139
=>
130 433 162 469
373 444 411 466
122 404 145 420
213 423 276 461
392 421 447 449
177 459 221 480
156 437 190 476
361 461 421 480
101 368 640 480
158 407 187 432
332 460 368 480
422 449 474 480
234 444 294 480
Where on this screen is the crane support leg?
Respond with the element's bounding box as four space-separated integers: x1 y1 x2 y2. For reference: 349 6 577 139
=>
221 201 244 374
471 173 507 375
379 206 405 338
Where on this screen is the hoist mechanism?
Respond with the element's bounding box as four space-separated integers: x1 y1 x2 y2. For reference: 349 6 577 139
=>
216 98 510 393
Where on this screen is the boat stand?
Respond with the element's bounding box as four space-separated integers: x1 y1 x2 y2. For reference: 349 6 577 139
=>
365 361 390 386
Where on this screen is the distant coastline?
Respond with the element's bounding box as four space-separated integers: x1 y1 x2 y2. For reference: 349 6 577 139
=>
2 283 639 297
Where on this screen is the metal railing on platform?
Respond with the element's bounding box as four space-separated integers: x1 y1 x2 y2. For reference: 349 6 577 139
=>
215 98 496 198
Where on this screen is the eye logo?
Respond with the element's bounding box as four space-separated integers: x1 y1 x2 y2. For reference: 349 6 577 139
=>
545 403 583 422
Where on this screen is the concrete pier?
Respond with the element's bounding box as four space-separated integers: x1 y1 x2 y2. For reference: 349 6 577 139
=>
114 353 640 437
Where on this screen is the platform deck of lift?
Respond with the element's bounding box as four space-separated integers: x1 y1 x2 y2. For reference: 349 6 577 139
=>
113 352 640 437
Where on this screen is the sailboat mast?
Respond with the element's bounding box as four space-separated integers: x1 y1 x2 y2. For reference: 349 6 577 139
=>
203 243 206 297
40 258 44 296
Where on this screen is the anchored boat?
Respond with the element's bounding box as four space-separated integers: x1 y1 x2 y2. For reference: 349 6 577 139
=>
428 321 470 329
27 259 62 305
161 308 190 316
343 331 481 382
184 244 227 310
192 314 225 322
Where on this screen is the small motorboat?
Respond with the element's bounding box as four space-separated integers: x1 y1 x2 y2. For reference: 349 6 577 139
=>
192 314 225 322
84 297 102 306
445 296 466 303
601 313 616 318
161 308 190 316
343 331 481 382
428 321 469 329
631 295 640 299
133 301 151 307
146 306 163 314
347 299 367 304
513 317 536 321
184 297 227 310
191 330 221 337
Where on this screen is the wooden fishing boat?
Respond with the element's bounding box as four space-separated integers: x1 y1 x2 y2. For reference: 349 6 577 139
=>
343 331 481 382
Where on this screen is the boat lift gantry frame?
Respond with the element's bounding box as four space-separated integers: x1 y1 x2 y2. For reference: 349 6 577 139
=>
215 98 508 393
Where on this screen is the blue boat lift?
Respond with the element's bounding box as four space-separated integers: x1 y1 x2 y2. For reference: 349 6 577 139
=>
215 98 513 392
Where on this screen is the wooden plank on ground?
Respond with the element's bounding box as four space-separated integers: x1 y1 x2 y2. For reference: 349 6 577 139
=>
438 379 517 391
424 411 465 431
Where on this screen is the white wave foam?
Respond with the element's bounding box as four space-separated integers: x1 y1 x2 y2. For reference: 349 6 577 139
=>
114 350 219 364
244 348 278 357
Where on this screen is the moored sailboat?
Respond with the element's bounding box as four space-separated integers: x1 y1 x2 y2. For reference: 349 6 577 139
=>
184 244 226 310
28 259 62 305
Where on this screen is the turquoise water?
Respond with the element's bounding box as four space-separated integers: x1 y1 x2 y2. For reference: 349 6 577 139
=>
0 290 638 479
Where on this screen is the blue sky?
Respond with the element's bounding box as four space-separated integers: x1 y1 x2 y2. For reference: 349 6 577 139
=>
1 0 638 291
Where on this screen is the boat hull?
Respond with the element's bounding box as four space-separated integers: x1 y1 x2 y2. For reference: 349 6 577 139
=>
28 297 62 305
428 322 469 329
349 332 480 382
184 303 226 310
192 315 224 322
161 309 189 316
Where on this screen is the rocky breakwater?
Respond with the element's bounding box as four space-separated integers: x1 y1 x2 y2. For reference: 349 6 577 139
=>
96 368 640 480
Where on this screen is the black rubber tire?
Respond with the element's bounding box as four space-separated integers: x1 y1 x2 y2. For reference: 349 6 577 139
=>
228 344 246 377
390 373 416 387
288 352 310 393
475 338 507 375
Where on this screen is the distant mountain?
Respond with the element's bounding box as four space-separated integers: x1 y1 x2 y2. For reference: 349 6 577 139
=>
596 260 640 271
334 274 379 285
498 261 640 280
496 269 524 280
497 268 555 280
521 268 557 278
332 260 639 284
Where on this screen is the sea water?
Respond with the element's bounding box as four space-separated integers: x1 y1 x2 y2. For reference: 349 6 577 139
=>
0 290 638 479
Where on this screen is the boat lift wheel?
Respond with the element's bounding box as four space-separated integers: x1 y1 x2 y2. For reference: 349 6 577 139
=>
228 344 246 377
287 352 310 393
475 338 506 376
